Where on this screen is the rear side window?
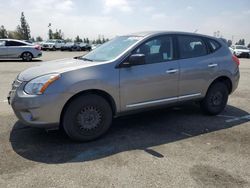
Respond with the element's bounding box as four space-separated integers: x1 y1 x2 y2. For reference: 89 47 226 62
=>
208 39 221 52
6 41 26 46
177 36 208 59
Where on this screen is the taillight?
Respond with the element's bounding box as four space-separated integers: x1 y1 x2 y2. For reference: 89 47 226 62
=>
35 45 41 51
232 55 240 66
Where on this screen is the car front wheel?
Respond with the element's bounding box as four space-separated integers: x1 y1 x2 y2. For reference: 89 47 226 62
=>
22 52 33 62
200 82 229 115
63 94 113 142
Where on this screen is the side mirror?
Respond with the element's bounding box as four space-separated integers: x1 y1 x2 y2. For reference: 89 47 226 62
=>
122 54 145 67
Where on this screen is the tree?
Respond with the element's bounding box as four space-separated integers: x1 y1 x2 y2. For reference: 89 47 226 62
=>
48 29 53 39
8 30 22 39
96 38 102 44
16 12 31 40
236 39 245 45
86 38 89 44
102 37 105 44
75 35 82 42
30 37 35 42
227 40 232 47
0 25 8 38
65 38 72 42
36 36 43 42
53 29 63 39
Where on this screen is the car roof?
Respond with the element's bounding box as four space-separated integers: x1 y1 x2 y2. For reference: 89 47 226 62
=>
0 38 31 44
126 31 218 40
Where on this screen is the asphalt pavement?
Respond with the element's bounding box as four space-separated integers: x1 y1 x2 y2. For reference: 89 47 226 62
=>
0 52 249 188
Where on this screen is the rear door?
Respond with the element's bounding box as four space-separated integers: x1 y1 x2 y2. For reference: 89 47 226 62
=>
177 35 219 99
0 40 8 58
119 35 180 111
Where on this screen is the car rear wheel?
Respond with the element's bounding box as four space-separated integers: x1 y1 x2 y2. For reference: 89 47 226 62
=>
22 52 33 62
63 94 112 142
200 82 229 115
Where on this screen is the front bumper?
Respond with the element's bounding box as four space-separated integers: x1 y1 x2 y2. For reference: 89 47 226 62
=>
235 52 250 58
8 79 71 129
42 46 54 50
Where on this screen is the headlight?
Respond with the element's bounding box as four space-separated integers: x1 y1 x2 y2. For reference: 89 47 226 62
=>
24 74 60 95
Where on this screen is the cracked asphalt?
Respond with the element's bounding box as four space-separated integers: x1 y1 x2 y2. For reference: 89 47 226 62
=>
0 51 250 188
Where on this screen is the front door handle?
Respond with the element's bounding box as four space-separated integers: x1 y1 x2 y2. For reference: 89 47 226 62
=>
208 63 218 68
166 69 179 74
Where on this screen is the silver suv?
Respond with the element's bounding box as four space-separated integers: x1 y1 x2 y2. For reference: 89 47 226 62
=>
8 31 240 141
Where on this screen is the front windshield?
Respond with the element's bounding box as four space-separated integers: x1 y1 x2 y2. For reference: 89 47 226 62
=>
47 40 56 43
236 46 247 49
82 36 143 61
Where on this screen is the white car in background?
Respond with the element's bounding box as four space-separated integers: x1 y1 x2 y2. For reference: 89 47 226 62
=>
0 39 42 61
41 39 65 51
231 45 250 58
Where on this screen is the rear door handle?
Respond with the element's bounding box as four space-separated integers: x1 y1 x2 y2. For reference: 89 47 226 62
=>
166 69 179 74
208 63 218 68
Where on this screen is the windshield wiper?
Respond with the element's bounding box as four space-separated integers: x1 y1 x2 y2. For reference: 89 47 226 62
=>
79 57 93 62
74 56 93 61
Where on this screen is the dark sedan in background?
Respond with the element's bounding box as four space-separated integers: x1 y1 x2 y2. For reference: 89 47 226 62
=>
61 42 91 51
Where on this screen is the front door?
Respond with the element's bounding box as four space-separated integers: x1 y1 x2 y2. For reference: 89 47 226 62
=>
119 35 179 111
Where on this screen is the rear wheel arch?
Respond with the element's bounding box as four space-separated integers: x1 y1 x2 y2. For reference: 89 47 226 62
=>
208 76 233 94
21 51 33 58
60 89 117 127
21 51 33 61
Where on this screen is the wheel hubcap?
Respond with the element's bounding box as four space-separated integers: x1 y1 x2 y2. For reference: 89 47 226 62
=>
23 53 31 61
211 92 223 106
76 106 102 130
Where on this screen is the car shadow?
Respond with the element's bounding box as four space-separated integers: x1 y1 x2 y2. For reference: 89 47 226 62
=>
9 104 249 164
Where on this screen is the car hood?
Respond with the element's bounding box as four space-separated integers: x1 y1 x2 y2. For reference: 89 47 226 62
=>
235 49 250 53
18 58 104 81
42 42 55 45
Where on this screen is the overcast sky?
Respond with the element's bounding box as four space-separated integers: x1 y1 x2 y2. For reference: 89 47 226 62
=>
0 0 250 44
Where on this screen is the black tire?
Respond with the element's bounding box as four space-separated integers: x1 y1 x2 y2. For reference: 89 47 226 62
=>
200 82 229 115
22 52 33 62
52 46 56 51
63 94 112 142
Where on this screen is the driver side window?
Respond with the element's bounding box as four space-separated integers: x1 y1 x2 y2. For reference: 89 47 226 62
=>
133 36 174 64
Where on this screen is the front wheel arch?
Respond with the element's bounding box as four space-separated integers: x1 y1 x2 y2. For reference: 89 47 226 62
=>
60 89 116 128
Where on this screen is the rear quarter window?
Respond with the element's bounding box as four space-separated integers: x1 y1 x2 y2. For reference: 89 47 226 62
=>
177 35 208 59
207 39 221 53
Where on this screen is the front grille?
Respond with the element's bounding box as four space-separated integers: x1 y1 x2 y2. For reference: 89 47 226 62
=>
241 52 249 55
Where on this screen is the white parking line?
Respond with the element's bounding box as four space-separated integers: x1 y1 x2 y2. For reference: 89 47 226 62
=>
217 114 237 118
226 115 250 123
217 114 250 123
